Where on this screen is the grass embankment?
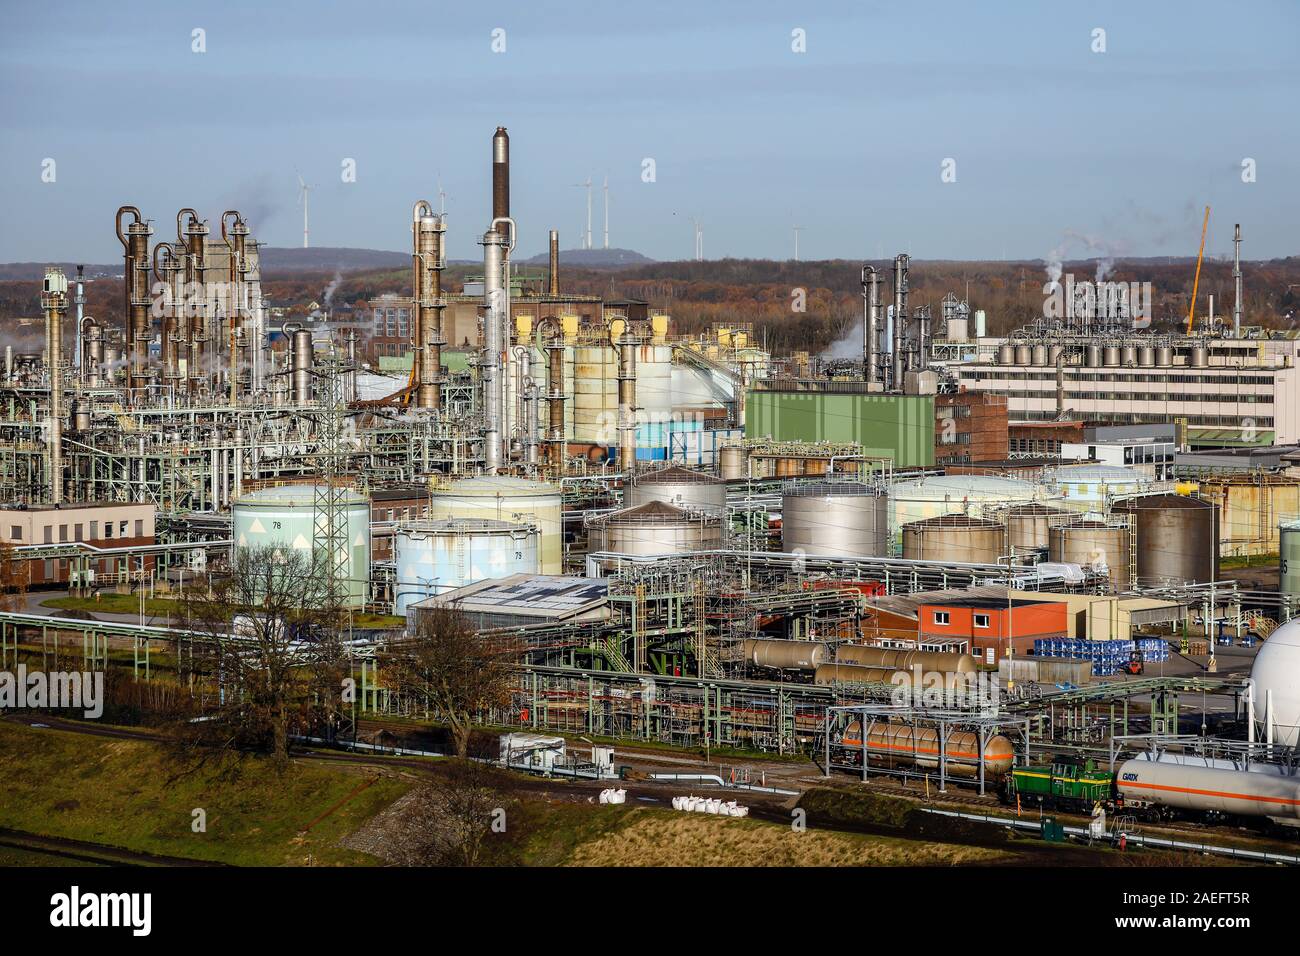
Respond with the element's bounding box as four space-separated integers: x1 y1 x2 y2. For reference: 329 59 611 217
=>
0 721 409 866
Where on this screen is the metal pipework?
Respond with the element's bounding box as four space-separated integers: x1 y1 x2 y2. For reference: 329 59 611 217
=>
81 316 103 387
41 269 67 504
613 324 638 473
861 264 880 384
548 229 560 296
221 211 249 405
492 127 510 239
73 265 84 376
514 346 540 467
412 200 445 410
116 206 153 392
1233 223 1243 339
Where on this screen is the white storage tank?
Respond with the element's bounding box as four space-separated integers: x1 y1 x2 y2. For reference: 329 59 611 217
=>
231 483 371 607
393 518 538 613
889 474 1040 531
427 475 563 573
1250 618 1300 747
1048 463 1151 511
625 465 727 514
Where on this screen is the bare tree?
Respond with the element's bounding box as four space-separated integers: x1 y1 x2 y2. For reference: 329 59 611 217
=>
386 605 517 759
393 757 509 867
174 545 346 773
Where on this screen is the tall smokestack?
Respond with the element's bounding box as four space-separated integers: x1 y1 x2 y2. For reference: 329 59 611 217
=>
548 229 560 296
1233 223 1243 339
492 127 510 239
42 269 67 504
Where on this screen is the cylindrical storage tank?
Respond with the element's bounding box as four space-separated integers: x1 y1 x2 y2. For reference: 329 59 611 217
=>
1156 344 1174 366
742 638 825 671
835 644 976 674
1281 520 1300 600
1014 344 1032 365
996 344 1015 365
1049 520 1131 589
1004 503 1071 554
1085 344 1101 367
782 481 888 558
890 474 1039 530
232 483 371 607
1138 344 1156 367
840 721 1015 777
634 342 674 423
719 444 750 481
428 475 563 573
1031 344 1048 366
1102 345 1120 367
901 514 1005 564
1120 344 1138 366
1190 344 1208 367
1048 345 1064 365
626 466 727 514
587 500 722 556
572 343 617 444
1113 494 1218 586
393 518 539 613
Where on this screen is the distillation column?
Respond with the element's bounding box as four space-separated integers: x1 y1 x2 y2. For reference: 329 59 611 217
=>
180 210 209 397
42 269 67 504
412 201 446 410
480 227 508 472
222 211 250 405
116 207 153 392
861 264 880 384
1233 224 1243 339
616 328 638 473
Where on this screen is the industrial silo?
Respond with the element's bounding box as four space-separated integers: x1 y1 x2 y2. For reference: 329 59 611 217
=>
1113 494 1218 586
428 475 563 573
719 444 750 481
625 465 727 514
901 514 1005 564
231 483 371 607
572 342 617 444
889 474 1040 529
586 500 722 556
1049 519 1131 589
1004 502 1071 555
781 481 889 558
1281 520 1300 600
393 518 539 613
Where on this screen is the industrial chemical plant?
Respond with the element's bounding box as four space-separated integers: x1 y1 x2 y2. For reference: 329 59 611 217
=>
2 123 1299 876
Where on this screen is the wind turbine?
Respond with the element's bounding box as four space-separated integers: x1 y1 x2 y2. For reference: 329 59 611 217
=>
793 225 804 262
437 173 447 217
296 170 313 249
602 175 609 250
689 218 703 261
572 177 592 249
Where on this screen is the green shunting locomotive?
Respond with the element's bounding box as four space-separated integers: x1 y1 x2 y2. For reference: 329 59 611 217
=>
1003 756 1116 813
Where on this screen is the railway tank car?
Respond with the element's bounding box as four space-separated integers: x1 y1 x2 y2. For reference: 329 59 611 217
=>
1115 757 1300 827
840 720 1015 778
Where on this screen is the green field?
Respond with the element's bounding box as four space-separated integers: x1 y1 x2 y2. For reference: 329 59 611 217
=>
0 722 410 866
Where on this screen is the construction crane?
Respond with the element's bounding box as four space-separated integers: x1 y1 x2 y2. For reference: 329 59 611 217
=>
1185 204 1210 335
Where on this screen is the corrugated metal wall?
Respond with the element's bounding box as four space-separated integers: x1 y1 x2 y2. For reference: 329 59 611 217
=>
744 391 935 467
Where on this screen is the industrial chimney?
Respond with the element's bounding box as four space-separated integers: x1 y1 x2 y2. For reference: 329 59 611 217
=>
548 229 560 296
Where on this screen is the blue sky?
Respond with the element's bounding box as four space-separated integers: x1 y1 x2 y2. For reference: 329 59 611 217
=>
1 0 1296 263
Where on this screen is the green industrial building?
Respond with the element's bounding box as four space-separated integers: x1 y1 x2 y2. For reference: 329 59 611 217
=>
745 385 935 467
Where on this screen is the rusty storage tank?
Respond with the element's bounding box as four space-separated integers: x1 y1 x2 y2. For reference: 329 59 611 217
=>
840 720 1015 777
742 639 826 671
1049 519 1131 589
1004 502 1071 555
781 481 888 559
586 500 723 556
719 444 750 481
835 644 976 674
901 514 1005 564
625 465 727 514
1112 494 1218 585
